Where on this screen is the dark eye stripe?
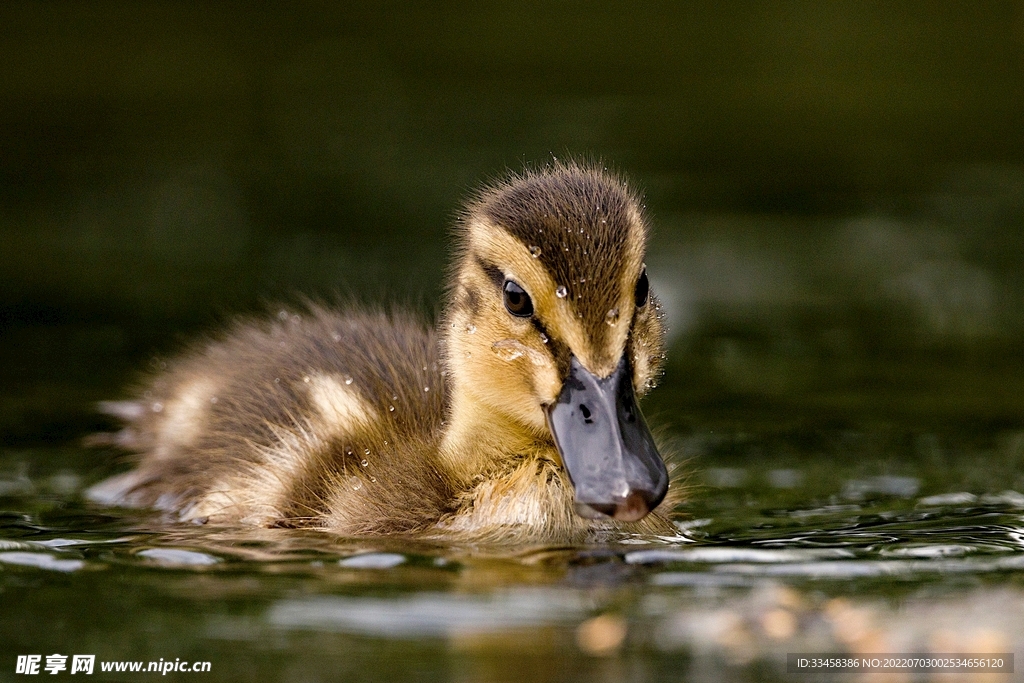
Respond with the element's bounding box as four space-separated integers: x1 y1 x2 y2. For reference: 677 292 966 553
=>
476 256 505 290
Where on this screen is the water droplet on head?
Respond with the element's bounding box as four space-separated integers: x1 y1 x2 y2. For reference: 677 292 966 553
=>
529 245 542 258
606 308 620 325
351 478 363 491
151 402 163 413
361 459 368 467
466 324 477 334
344 375 353 385
210 396 218 404
389 405 395 412
363 448 370 455
556 286 568 298
277 310 289 321
370 476 377 483
303 375 310 383
274 377 281 384
539 332 549 344
423 386 430 392
332 333 341 342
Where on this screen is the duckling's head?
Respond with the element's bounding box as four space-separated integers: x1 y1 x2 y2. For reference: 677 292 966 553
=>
443 163 668 522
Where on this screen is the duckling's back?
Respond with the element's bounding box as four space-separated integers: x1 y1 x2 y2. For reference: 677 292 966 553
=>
89 306 455 534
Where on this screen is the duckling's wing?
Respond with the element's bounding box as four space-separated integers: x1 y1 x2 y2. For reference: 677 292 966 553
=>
87 305 453 532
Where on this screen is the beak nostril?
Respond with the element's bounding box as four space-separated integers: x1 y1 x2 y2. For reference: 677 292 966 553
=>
579 404 593 424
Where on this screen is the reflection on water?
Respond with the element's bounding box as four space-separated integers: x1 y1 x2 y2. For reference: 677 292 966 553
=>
268 590 585 638
2 437 1024 682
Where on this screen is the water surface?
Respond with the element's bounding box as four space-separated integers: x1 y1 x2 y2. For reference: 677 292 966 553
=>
3 425 1024 682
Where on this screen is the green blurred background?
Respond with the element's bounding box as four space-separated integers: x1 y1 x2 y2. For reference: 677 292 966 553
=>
4 1 1024 443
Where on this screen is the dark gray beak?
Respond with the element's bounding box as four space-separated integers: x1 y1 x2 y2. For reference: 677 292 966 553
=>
545 355 668 521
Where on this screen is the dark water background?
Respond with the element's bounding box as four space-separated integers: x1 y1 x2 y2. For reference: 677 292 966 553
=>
4 3 1024 681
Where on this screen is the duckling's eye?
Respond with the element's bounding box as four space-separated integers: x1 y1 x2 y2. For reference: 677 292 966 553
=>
502 280 533 318
634 268 649 308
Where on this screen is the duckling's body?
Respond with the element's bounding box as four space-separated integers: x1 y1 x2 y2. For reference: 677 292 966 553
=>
91 164 679 542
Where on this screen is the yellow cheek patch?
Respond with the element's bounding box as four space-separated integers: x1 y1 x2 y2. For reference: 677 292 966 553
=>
491 338 549 366
491 338 561 404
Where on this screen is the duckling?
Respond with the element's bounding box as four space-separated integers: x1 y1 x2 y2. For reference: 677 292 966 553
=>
88 163 678 542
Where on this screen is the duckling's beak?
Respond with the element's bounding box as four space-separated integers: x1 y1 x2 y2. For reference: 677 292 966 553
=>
545 355 668 522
